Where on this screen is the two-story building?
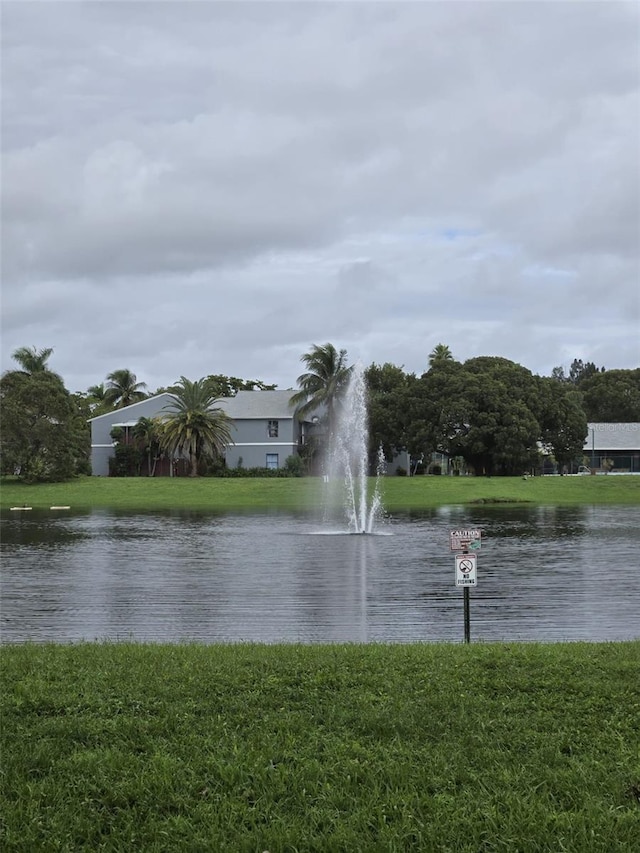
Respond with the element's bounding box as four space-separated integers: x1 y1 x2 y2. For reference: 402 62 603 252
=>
89 390 316 476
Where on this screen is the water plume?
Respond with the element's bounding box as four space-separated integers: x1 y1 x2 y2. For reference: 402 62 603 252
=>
323 362 385 533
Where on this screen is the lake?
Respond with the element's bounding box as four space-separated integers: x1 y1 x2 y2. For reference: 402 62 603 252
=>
2 505 639 643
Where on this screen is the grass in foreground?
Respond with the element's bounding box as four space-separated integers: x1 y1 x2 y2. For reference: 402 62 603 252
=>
2 642 639 851
1 473 639 511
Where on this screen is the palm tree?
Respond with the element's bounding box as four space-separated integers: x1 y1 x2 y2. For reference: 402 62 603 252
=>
12 345 57 375
289 343 352 436
104 369 148 409
428 343 454 368
132 416 162 477
85 382 110 414
159 377 235 477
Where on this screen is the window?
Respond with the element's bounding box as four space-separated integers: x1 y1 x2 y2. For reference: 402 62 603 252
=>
266 453 279 470
268 419 279 438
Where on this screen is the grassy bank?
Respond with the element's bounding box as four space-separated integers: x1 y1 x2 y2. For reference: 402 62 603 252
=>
2 642 639 851
2 473 639 511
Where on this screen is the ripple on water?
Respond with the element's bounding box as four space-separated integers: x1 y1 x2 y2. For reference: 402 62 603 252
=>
1 506 639 643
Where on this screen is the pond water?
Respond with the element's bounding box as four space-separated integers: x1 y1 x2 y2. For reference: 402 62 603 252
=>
2 505 639 644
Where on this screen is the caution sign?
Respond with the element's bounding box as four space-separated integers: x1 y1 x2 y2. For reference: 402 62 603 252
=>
455 553 477 586
450 529 481 551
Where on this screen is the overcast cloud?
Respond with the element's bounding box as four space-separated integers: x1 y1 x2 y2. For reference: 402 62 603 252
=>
2 0 639 394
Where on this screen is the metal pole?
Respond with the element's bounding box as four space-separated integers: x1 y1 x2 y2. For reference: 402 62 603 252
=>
463 587 470 643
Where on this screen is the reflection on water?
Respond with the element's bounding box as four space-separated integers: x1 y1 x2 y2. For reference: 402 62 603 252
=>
1 505 639 644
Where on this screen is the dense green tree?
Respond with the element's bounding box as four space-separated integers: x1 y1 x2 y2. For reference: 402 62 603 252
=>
159 377 235 477
580 369 640 422
289 343 352 436
105 369 148 409
536 377 588 471
407 359 465 461
451 387 538 474
410 358 543 475
454 358 543 474
365 363 413 463
0 370 89 482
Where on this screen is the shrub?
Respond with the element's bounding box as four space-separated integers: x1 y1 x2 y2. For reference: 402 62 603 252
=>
283 455 305 477
211 465 297 478
109 444 144 477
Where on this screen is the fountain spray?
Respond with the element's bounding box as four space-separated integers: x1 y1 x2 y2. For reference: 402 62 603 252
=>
325 362 384 533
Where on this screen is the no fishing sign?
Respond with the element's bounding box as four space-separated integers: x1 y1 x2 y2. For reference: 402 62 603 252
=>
455 553 477 586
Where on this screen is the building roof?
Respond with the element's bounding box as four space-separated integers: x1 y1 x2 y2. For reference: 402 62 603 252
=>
88 393 174 422
89 389 310 423
218 390 301 420
584 423 640 452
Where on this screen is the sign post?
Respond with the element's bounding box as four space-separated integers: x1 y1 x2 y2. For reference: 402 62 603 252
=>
464 587 470 643
450 530 481 643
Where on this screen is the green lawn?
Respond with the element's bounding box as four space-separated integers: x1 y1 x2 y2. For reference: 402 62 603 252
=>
2 473 639 511
2 642 639 852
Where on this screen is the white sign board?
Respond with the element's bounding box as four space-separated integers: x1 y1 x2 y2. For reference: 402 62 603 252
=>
455 553 477 586
450 529 482 551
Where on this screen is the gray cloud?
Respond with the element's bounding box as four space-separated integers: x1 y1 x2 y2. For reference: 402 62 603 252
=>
2 1 638 393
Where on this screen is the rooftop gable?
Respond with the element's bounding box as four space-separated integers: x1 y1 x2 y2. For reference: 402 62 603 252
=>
88 393 175 422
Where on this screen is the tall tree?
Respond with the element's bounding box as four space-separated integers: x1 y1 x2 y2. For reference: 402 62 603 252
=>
454 357 542 475
132 416 162 477
0 370 89 481
11 345 58 377
428 343 454 368
413 357 543 475
405 359 462 462
537 377 588 472
550 366 568 383
568 359 605 386
580 369 640 422
85 382 111 415
104 369 148 409
159 377 235 477
365 362 413 463
289 343 352 436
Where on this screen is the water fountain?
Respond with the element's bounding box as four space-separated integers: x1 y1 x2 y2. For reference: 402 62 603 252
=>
323 362 385 534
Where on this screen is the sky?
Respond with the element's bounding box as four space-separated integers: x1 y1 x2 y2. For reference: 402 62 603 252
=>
2 0 639 395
